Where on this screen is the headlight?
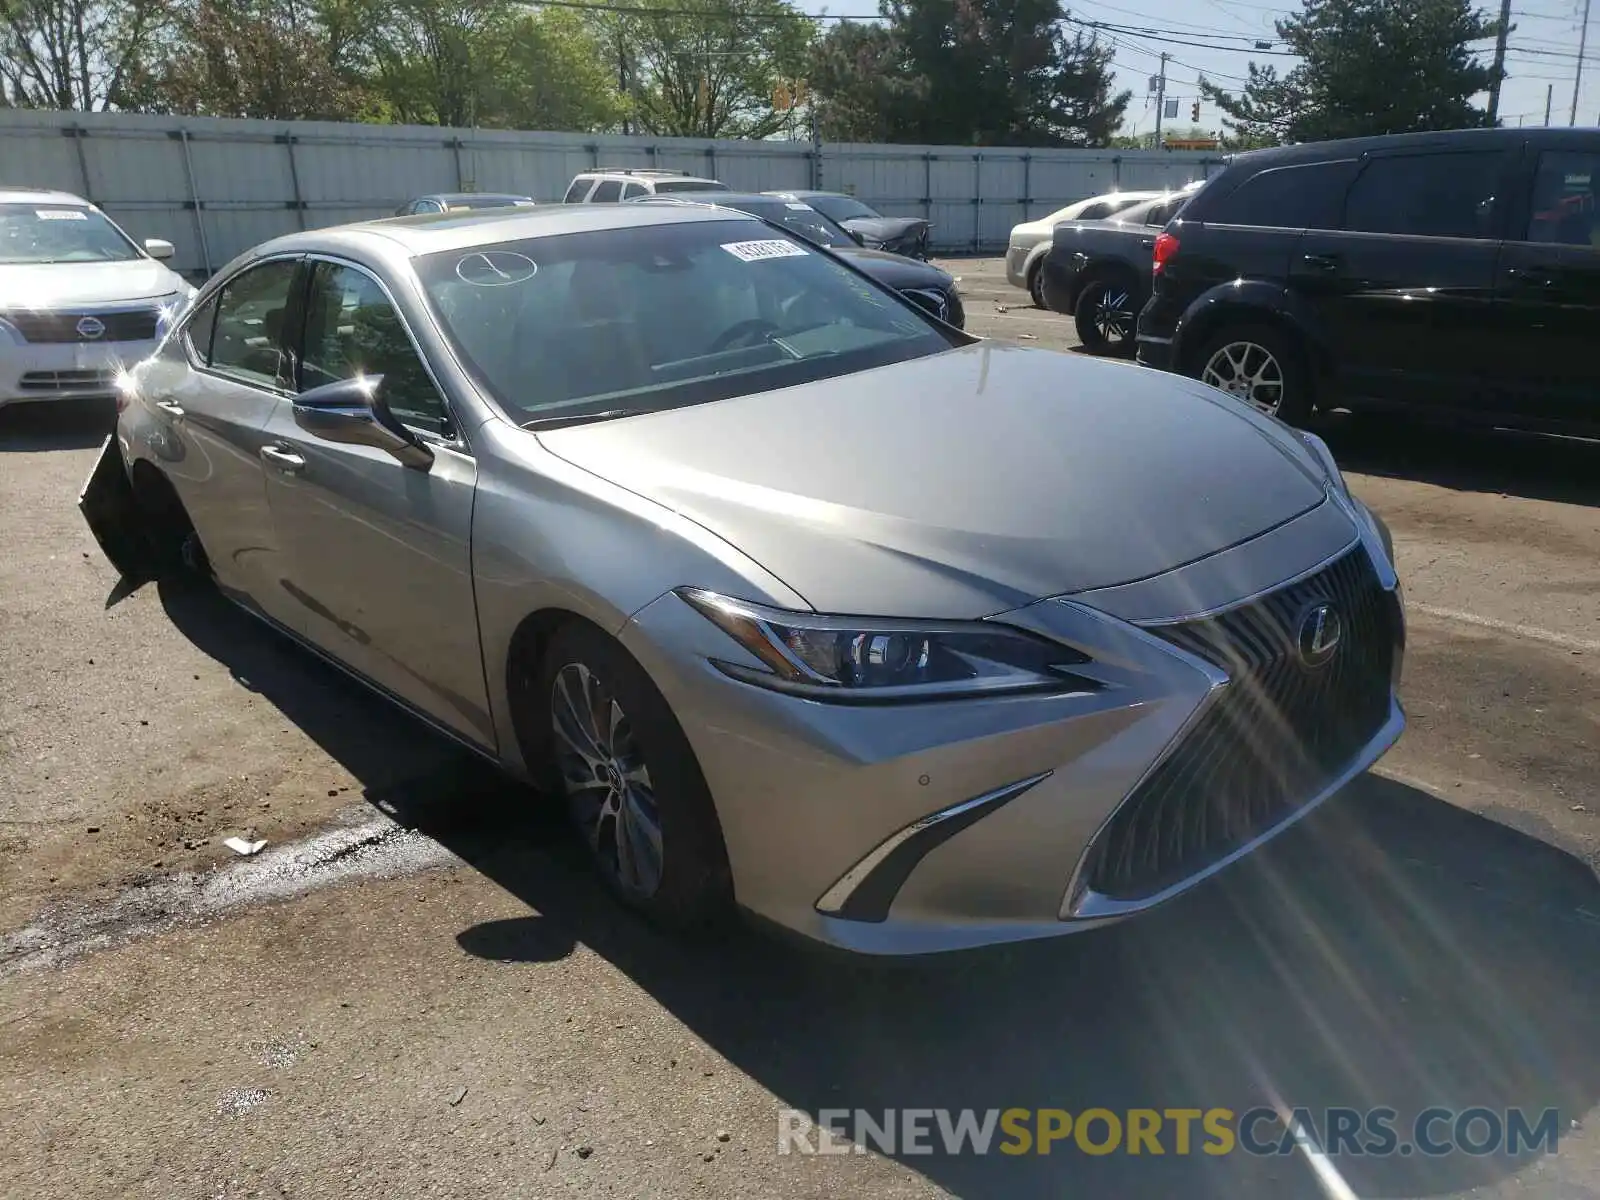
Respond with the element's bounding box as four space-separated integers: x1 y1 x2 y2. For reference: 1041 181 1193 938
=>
679 589 1095 702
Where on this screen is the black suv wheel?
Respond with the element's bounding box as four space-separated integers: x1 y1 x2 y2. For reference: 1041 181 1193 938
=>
1191 323 1312 424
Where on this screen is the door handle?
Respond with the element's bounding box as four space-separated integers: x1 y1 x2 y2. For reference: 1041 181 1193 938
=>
154 400 185 419
1505 265 1557 288
1301 253 1342 272
259 444 306 474
1138 236 1155 249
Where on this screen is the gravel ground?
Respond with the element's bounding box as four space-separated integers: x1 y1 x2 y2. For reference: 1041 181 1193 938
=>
1 260 1597 1199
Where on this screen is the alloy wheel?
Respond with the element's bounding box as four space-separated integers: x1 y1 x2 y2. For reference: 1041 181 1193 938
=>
1201 340 1285 415
550 662 664 898
1094 289 1134 346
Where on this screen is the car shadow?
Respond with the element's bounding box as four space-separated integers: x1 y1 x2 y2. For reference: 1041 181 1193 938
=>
1314 411 1600 509
154 576 1600 1199
0 398 116 452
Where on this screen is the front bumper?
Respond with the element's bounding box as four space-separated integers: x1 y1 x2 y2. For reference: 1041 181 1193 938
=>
0 337 157 409
622 538 1405 955
1004 245 1031 289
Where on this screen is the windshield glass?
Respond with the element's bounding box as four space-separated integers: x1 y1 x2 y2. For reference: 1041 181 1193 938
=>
807 194 881 223
446 196 532 210
652 179 730 194
0 203 141 264
417 220 954 423
721 200 853 248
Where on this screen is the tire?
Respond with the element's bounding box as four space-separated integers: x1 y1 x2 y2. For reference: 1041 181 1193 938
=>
1073 276 1139 356
530 622 733 929
1190 322 1313 425
1027 262 1046 309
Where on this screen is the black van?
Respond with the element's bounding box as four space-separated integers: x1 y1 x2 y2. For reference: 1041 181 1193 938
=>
1135 127 1600 438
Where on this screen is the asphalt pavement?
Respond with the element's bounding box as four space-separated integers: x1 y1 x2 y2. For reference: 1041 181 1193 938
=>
1 258 1596 1199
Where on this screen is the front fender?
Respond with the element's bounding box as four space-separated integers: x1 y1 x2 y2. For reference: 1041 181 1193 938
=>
1170 279 1335 381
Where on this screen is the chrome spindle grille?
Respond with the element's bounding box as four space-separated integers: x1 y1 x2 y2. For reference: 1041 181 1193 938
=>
1086 546 1398 901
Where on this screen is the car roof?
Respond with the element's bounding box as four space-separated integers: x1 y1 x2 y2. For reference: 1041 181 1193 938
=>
0 186 90 206
579 170 721 184
419 192 534 204
763 190 852 200
639 191 805 207
243 202 760 266
1223 125 1549 171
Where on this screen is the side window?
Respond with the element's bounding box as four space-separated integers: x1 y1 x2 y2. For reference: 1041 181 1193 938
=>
1213 160 1357 230
1343 152 1503 240
417 200 443 214
208 259 299 388
301 261 447 435
1078 201 1114 219
562 179 591 203
590 179 624 202
183 293 220 363
1145 200 1178 226
1525 150 1600 247
622 182 646 200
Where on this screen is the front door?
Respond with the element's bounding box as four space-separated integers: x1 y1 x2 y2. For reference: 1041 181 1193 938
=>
1291 146 1512 414
258 257 494 749
1491 142 1600 433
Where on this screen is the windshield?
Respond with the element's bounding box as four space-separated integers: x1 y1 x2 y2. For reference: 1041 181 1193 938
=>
720 200 853 249
806 194 881 223
417 219 955 423
652 179 730 194
0 203 142 264
446 196 533 210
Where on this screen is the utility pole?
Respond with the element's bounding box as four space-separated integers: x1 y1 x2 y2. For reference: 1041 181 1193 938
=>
1573 0 1593 126
1486 0 1512 124
1152 52 1171 148
1546 82 1555 124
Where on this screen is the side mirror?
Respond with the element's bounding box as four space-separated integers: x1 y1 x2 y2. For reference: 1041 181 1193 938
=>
847 228 866 245
292 376 434 470
144 238 175 260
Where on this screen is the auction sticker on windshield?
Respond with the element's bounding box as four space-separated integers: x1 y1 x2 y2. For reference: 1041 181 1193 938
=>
721 239 809 263
37 209 88 220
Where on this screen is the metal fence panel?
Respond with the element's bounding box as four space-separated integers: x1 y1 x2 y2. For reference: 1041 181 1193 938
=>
0 110 1230 275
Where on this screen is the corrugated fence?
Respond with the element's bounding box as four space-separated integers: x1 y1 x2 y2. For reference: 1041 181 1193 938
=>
0 110 1226 276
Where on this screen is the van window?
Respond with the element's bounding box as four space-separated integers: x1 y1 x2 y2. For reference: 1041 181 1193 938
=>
1524 150 1600 247
1212 160 1358 230
591 179 624 202
1342 152 1503 240
563 179 591 203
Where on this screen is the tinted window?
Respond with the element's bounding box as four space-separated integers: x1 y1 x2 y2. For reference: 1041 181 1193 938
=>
1525 150 1600 246
1343 152 1502 239
184 294 219 362
1145 199 1181 226
806 194 879 222
1213 160 1357 230
301 262 445 434
652 179 730 194
591 179 624 202
563 180 590 203
417 221 955 424
622 183 646 200
1078 201 1115 219
208 259 299 387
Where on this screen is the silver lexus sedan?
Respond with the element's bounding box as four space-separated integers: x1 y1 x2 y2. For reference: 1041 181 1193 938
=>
82 203 1405 955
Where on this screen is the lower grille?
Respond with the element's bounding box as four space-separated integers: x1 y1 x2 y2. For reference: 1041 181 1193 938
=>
18 369 118 392
2 308 159 343
1084 545 1398 901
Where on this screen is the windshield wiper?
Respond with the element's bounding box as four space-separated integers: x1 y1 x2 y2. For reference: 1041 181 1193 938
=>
522 408 649 431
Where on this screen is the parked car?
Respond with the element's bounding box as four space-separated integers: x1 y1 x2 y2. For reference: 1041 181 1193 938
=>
632 192 964 328
1038 189 1202 355
0 187 193 414
563 169 728 203
1137 126 1600 437
394 193 537 216
1005 190 1168 307
83 202 1404 956
765 191 932 258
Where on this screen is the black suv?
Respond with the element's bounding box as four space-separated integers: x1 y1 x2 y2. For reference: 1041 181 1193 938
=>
1136 127 1600 438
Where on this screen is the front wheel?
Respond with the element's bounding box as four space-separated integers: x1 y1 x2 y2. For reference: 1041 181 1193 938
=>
532 623 733 930
1192 323 1313 425
1073 278 1139 356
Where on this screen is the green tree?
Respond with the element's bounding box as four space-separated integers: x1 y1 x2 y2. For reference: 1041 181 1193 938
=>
0 0 167 109
365 0 514 128
606 0 814 139
808 0 1128 146
487 10 625 133
1201 0 1503 145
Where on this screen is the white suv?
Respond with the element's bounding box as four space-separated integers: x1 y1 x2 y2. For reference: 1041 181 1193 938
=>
562 169 729 203
0 187 195 412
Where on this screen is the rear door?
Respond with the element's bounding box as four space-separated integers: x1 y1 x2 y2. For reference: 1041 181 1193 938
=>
1491 138 1600 432
1294 146 1514 413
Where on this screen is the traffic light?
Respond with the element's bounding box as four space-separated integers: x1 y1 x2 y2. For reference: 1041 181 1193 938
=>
1191 99 1201 122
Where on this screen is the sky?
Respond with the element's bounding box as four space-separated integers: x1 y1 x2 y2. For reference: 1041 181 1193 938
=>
797 0 1600 138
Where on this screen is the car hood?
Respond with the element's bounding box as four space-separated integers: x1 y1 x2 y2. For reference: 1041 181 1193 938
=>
839 216 928 242
536 344 1329 619
833 247 952 289
0 258 187 307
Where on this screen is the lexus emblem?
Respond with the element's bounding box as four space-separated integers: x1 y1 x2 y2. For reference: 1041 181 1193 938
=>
1296 602 1343 668
76 315 105 339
